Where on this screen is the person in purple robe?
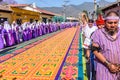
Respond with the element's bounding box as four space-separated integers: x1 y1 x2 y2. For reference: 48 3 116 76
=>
31 23 36 38
28 27 32 40
16 24 23 42
45 23 50 34
35 24 38 37
37 22 42 36
26 22 32 40
22 22 28 41
91 11 120 80
53 22 57 32
60 22 65 29
4 21 14 46
42 23 46 35
0 24 4 49
43 24 47 34
40 23 44 35
11 21 20 44
50 23 54 32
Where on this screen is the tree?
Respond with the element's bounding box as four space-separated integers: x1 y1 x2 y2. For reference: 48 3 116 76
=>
96 5 103 16
52 16 64 22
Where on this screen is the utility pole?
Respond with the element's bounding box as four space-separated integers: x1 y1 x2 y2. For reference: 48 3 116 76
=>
117 0 120 17
62 0 69 22
94 0 97 20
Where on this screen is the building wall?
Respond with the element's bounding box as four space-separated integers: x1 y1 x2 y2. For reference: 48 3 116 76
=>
0 12 12 24
104 6 120 16
102 3 120 17
11 7 40 24
40 14 53 23
0 6 56 24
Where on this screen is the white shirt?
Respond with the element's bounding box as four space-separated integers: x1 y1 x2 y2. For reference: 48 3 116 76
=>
83 24 97 49
83 24 98 39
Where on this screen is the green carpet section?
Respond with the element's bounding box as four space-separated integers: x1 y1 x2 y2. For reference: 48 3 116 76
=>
78 33 88 80
81 33 88 80
78 33 83 80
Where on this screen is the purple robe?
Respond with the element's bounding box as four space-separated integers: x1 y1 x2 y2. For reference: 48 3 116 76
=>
49 24 53 33
0 29 4 49
35 27 38 37
23 29 28 41
38 26 42 36
0 34 4 49
8 30 15 46
13 29 20 44
40 24 45 35
50 24 54 32
53 24 57 32
3 29 14 46
43 25 47 34
27 28 32 40
91 28 120 80
32 28 36 38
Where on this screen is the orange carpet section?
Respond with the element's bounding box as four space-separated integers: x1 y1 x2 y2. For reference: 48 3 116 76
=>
0 28 77 80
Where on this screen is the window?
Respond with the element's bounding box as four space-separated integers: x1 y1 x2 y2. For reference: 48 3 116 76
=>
0 17 7 24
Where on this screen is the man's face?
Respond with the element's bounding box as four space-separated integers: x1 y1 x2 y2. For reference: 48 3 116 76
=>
105 19 119 31
88 22 93 28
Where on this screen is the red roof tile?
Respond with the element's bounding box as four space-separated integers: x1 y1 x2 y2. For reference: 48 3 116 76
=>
8 4 59 16
9 4 28 7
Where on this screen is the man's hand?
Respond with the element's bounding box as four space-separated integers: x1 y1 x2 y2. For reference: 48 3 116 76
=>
107 63 120 73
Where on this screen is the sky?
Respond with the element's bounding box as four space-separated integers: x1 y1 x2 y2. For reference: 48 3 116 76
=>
14 0 116 7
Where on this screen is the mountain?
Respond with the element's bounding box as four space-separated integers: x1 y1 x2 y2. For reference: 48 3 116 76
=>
0 0 17 5
98 0 111 7
42 0 113 17
0 0 114 18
